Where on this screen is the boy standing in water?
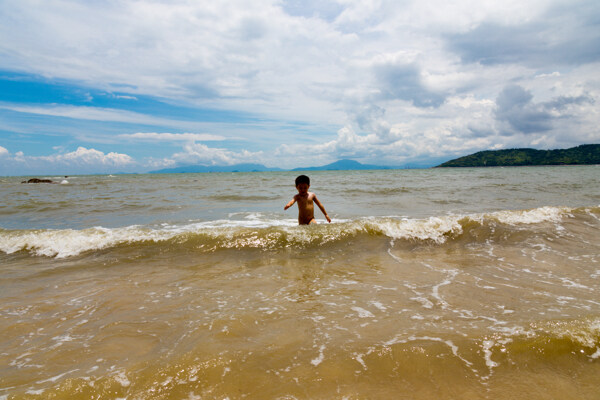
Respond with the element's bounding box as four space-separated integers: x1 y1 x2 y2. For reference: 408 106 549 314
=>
284 175 331 225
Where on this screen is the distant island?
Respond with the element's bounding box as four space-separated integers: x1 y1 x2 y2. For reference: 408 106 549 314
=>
292 159 397 171
437 144 600 168
149 159 401 174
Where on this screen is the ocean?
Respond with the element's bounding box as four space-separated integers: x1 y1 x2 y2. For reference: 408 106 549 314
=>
1 166 599 399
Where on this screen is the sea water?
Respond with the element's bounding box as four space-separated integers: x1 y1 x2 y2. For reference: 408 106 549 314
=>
1 167 599 399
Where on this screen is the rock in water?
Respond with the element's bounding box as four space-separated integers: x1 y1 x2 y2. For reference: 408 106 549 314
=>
21 178 55 184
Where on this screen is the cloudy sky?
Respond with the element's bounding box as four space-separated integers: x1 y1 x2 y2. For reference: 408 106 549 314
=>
0 0 599 175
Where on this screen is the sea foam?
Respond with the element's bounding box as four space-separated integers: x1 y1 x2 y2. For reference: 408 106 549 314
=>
0 205 591 258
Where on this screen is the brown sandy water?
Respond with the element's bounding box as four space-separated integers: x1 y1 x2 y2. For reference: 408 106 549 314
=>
1 168 599 399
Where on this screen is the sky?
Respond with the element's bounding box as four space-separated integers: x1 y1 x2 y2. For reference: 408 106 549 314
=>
0 0 599 175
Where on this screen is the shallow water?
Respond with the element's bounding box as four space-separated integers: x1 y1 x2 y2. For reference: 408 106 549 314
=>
1 167 599 399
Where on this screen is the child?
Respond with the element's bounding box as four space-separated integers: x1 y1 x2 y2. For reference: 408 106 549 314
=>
284 175 331 225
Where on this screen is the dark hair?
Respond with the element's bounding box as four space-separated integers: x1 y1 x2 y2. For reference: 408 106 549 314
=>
295 175 310 186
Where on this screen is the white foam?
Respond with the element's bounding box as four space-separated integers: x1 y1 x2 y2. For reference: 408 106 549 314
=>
354 352 368 370
375 216 463 244
559 278 591 290
0 219 309 257
482 340 498 370
370 206 569 243
36 369 78 384
0 205 583 258
352 307 375 318
431 270 457 309
369 301 387 311
52 334 75 343
491 206 569 225
113 371 130 387
0 225 176 258
410 296 434 309
553 318 600 348
383 335 474 368
311 345 326 366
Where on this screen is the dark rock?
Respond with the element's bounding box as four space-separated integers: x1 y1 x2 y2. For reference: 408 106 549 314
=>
22 178 55 184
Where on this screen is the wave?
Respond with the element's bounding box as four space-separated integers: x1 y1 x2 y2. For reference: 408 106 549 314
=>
1 205 598 258
531 317 600 353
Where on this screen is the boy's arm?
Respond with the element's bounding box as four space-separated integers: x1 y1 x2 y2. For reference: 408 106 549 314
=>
284 196 296 210
313 195 331 223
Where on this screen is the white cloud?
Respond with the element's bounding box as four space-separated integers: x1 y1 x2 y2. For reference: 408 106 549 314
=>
172 142 264 166
119 132 226 142
14 151 25 162
113 94 138 100
0 104 184 126
0 146 8 157
43 147 134 166
0 0 599 170
0 147 136 175
272 85 593 167
275 123 420 166
143 157 177 169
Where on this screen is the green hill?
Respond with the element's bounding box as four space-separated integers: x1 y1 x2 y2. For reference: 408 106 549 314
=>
437 144 600 167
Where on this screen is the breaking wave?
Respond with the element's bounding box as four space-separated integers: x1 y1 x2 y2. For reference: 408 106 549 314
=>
1 205 598 258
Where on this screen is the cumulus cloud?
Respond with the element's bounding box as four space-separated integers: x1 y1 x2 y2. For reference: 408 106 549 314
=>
373 63 446 108
543 94 595 111
43 147 134 166
0 146 8 157
14 151 25 162
495 85 553 134
274 85 591 167
143 157 177 169
172 142 264 166
276 123 430 167
0 0 599 172
446 1 600 67
495 85 595 135
0 147 136 175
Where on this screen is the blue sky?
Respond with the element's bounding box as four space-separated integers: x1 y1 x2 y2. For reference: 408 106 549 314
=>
0 0 599 175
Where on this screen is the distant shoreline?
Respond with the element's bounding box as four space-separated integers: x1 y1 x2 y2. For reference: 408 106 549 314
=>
436 164 600 168
436 144 600 168
148 159 407 174
6 163 600 179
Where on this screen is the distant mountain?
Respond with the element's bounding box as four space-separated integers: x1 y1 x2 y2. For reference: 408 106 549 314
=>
150 159 401 174
436 144 600 168
149 163 284 173
292 159 398 171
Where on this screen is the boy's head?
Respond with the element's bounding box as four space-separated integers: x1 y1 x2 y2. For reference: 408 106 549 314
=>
295 175 310 187
295 175 310 193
